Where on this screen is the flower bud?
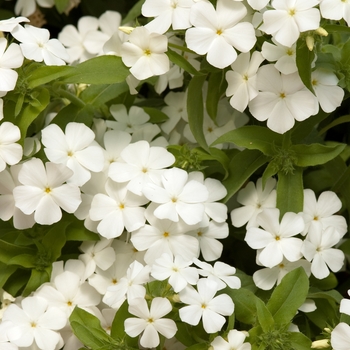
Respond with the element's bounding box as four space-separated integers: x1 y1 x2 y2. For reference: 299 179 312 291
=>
311 339 330 349
119 26 135 34
315 27 328 37
306 35 315 51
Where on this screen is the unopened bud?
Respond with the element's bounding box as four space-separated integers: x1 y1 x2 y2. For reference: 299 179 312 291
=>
119 26 135 34
311 339 330 349
306 35 315 51
171 294 181 303
315 27 328 37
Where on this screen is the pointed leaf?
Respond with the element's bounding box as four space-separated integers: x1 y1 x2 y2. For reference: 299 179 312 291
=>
166 48 202 76
296 38 315 93
256 298 274 332
206 71 227 120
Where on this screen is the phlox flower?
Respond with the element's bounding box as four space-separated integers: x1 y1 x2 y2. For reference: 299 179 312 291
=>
0 16 29 32
211 329 251 350
143 167 209 225
121 26 169 80
0 122 23 171
320 0 350 26
155 62 184 94
249 64 319 134
0 321 18 350
89 179 148 239
14 0 54 17
301 226 345 279
245 208 304 268
247 0 269 10
179 278 234 333
261 40 297 75
13 158 81 225
260 0 320 47
194 258 241 290
331 322 350 350
125 297 177 348
131 203 199 265
301 189 347 237
225 51 265 112
11 24 69 65
185 0 256 69
340 290 350 316
311 69 344 113
0 38 23 92
142 0 194 34
41 122 105 186
230 177 277 228
151 253 199 292
253 258 311 290
3 296 66 350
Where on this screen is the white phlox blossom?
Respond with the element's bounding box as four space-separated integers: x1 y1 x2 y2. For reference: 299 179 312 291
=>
253 258 311 290
340 290 350 316
151 253 199 292
89 179 148 239
194 258 241 290
311 69 344 113
108 140 175 196
230 177 277 228
3 296 66 350
0 38 23 93
142 0 194 34
143 167 209 225
14 0 54 17
225 51 265 112
331 322 350 350
41 122 105 186
185 0 256 69
249 64 319 134
125 297 177 348
0 165 35 229
0 320 18 350
320 0 350 26
106 105 150 134
11 24 69 65
301 225 345 279
179 278 234 333
247 0 270 11
245 208 304 268
211 329 251 350
121 26 170 80
261 40 298 75
13 158 81 225
103 260 151 308
301 189 347 237
0 16 29 32
260 0 320 47
155 61 184 95
0 122 23 171
131 203 199 264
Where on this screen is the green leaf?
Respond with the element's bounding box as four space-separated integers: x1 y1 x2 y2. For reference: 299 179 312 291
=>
185 343 209 350
61 56 130 84
292 143 346 167
143 107 169 124
306 298 339 329
276 167 304 216
166 48 203 76
0 263 17 289
309 273 338 291
289 332 312 350
324 24 350 34
266 267 309 325
66 224 99 241
296 37 315 93
256 298 275 332
122 0 145 24
55 0 70 13
22 269 50 296
223 149 269 203
319 114 350 135
111 301 130 340
308 288 343 304
0 239 36 265
212 126 283 156
42 221 69 261
27 65 74 88
187 75 209 152
7 254 36 268
206 71 227 120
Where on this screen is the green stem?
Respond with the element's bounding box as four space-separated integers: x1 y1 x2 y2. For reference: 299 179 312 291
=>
56 88 86 108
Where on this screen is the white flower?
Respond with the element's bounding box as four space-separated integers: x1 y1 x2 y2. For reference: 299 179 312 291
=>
340 290 350 316
151 253 199 292
331 323 350 350
211 329 251 350
0 321 18 350
311 69 344 113
302 226 345 279
14 0 54 17
260 0 320 47
125 297 177 348
121 26 169 80
249 64 319 134
0 38 23 92
0 122 23 171
230 177 277 228
11 24 69 65
225 51 264 112
245 208 304 268
0 16 29 32
13 158 81 225
142 0 194 34
41 122 105 186
3 296 66 350
320 0 350 26
179 278 234 333
185 0 256 69
143 167 209 225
